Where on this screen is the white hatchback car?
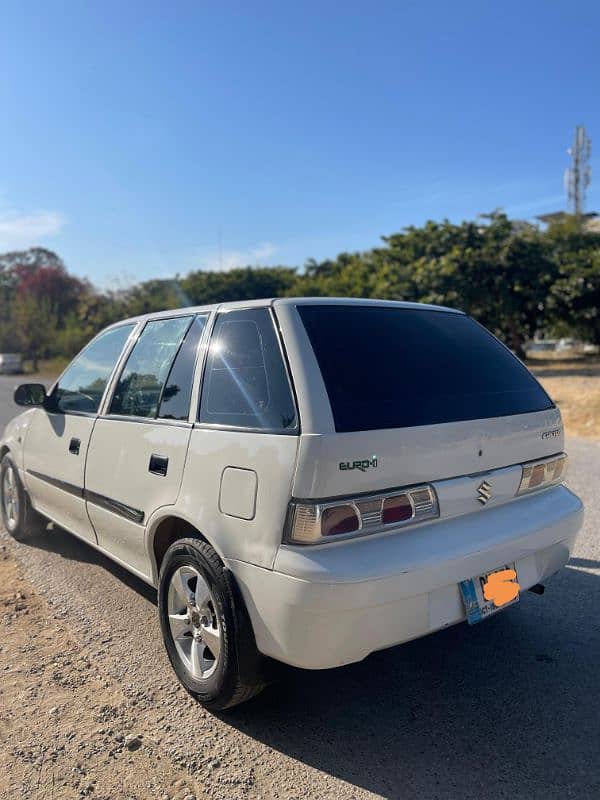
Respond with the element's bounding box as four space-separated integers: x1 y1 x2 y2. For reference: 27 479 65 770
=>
0 298 583 709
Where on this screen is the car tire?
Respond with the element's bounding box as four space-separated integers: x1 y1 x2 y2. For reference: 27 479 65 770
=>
0 453 45 540
158 537 265 711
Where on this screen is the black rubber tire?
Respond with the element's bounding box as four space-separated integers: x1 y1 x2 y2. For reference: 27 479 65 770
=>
158 537 265 711
0 453 45 540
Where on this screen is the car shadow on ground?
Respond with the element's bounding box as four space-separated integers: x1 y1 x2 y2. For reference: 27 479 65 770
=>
20 525 600 800
227 565 600 798
24 522 158 604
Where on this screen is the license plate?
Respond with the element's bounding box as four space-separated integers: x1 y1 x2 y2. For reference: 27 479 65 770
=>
459 563 520 625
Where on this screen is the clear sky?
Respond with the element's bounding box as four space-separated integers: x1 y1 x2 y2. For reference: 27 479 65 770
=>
1 1 599 287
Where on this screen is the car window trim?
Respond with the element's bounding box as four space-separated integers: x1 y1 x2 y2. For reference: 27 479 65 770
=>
272 305 301 434
193 421 300 436
195 306 300 434
154 316 194 417
46 409 98 419
187 309 217 425
98 414 193 429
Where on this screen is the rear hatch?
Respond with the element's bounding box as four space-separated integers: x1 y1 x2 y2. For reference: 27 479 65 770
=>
291 303 563 500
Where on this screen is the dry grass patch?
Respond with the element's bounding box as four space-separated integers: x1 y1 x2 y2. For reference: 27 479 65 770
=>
529 359 600 440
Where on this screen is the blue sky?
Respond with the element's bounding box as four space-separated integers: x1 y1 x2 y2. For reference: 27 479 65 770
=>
1 1 599 287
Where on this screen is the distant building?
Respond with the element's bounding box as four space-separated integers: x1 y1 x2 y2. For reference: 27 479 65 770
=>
536 211 600 233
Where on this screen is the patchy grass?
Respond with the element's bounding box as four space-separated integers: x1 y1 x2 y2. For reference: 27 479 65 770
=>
529 359 600 440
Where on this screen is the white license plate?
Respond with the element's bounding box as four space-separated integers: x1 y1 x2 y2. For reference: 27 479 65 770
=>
459 563 520 625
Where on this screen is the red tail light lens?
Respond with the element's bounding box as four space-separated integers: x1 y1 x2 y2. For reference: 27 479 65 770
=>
518 453 568 495
285 485 438 544
321 505 360 536
382 494 413 524
528 463 546 488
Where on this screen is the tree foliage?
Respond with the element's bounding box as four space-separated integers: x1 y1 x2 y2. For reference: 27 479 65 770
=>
0 215 599 368
181 266 297 306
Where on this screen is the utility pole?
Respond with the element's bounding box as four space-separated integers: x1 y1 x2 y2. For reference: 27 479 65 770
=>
565 125 592 217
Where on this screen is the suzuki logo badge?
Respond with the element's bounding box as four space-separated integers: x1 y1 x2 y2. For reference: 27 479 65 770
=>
477 480 492 505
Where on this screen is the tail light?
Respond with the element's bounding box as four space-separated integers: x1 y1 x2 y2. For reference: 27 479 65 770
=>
517 453 568 495
285 485 438 545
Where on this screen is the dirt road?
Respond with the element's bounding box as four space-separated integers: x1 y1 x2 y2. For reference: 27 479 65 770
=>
0 544 198 800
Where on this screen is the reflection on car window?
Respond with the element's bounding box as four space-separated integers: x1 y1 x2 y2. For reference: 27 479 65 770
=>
53 325 134 414
158 315 208 420
199 308 297 431
110 317 192 418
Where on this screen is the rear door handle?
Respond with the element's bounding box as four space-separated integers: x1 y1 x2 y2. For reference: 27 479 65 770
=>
69 437 81 455
149 454 168 476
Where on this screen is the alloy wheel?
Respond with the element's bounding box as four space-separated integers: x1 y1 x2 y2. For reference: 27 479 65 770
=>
167 565 221 679
2 465 19 531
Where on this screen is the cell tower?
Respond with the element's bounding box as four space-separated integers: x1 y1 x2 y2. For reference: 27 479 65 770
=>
564 125 592 216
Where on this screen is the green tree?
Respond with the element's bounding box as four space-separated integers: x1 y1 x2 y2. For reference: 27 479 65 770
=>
546 217 600 344
370 212 555 357
181 266 296 305
118 279 187 317
2 210 599 365
13 295 59 371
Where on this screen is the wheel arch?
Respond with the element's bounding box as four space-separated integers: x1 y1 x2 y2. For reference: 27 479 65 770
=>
146 512 227 586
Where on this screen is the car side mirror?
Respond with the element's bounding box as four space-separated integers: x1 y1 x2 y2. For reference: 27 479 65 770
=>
14 383 47 407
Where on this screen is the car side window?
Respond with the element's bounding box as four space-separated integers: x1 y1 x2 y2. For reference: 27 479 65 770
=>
110 316 192 419
52 325 135 414
158 314 208 420
199 308 297 432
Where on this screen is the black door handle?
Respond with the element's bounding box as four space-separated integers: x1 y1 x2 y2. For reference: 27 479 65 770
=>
69 437 81 455
149 454 168 476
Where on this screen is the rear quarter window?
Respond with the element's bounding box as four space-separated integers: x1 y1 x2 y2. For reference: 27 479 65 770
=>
297 305 553 433
199 307 297 432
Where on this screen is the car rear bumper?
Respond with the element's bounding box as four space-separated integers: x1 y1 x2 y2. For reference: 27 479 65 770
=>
228 485 583 669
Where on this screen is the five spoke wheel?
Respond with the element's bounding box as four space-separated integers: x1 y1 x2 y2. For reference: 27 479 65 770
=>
2 464 19 531
167 565 221 679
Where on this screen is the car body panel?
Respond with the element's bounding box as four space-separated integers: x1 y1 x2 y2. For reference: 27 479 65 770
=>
230 485 582 668
23 410 97 543
175 427 299 570
84 417 193 579
291 407 564 500
1 408 36 468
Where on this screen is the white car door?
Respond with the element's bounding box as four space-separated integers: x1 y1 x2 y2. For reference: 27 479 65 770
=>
84 314 208 580
23 324 135 542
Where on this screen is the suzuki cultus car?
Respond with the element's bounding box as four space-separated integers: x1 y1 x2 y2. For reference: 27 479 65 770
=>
0 299 583 709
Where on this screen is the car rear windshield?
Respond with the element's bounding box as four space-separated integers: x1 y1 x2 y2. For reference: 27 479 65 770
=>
297 305 553 432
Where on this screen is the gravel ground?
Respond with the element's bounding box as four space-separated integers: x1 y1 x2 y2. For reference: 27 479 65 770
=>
1 375 599 799
0 546 199 800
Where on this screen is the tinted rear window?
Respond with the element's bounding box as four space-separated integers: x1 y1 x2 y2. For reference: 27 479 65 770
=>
298 305 553 432
199 308 298 432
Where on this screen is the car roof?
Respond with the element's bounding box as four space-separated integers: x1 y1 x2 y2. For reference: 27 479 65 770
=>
107 296 463 329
